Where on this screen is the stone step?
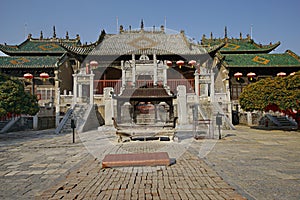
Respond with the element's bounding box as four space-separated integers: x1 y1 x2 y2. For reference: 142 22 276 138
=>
0 121 9 130
275 117 295 126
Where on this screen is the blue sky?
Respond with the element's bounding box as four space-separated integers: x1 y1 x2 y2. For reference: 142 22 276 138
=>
1 0 299 55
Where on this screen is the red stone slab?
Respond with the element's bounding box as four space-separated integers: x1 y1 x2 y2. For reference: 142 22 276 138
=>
102 152 170 168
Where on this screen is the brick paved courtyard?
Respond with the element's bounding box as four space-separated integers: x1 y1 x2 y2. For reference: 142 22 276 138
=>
0 126 299 199
38 148 244 200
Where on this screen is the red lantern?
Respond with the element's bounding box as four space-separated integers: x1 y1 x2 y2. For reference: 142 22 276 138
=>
176 60 184 69
188 60 196 68
40 72 49 81
234 72 243 81
277 72 286 77
24 73 33 79
90 60 98 69
247 72 256 81
166 60 172 67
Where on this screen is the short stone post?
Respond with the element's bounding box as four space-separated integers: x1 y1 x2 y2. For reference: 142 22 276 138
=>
33 115 38 130
247 112 252 126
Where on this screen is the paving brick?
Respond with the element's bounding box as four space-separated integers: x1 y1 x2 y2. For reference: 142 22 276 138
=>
0 129 252 200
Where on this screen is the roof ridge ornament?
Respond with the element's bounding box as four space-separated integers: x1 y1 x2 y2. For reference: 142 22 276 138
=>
66 31 69 40
119 25 124 33
141 19 144 30
53 26 56 39
224 26 228 42
40 31 43 40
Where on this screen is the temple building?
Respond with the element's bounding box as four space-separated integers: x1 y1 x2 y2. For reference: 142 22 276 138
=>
0 23 299 133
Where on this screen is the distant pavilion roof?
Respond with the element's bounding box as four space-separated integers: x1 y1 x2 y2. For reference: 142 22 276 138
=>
0 56 59 68
223 50 300 67
201 35 280 54
0 36 81 56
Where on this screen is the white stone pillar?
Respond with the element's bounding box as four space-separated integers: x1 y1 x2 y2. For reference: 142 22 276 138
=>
177 85 188 125
55 88 60 127
210 70 215 102
72 74 77 106
104 87 114 126
121 60 125 87
89 72 94 105
194 71 199 96
153 54 157 86
225 79 232 124
132 54 136 87
163 63 167 87
54 70 60 127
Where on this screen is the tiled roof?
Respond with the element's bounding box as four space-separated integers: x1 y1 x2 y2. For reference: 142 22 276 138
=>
117 88 174 99
88 31 207 56
202 37 280 53
0 56 59 68
60 42 96 55
0 38 80 55
223 50 300 67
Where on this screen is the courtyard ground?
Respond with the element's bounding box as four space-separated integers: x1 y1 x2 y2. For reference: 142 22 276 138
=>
0 125 299 199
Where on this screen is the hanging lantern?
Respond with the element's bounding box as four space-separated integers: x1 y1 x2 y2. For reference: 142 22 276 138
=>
234 72 243 81
277 72 286 77
90 60 98 69
166 60 172 68
176 60 184 69
24 73 33 79
247 72 256 81
40 72 49 81
188 60 197 68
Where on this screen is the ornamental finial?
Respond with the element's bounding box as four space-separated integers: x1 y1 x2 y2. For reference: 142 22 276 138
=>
53 26 56 38
224 26 227 38
66 31 69 40
40 31 43 40
119 25 124 33
141 19 144 30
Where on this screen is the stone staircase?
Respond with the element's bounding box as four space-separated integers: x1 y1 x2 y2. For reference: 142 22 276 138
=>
276 116 297 127
0 120 9 131
0 117 30 133
56 104 89 134
256 114 298 130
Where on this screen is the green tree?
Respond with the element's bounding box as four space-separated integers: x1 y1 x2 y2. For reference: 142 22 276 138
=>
0 73 39 117
239 71 300 112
